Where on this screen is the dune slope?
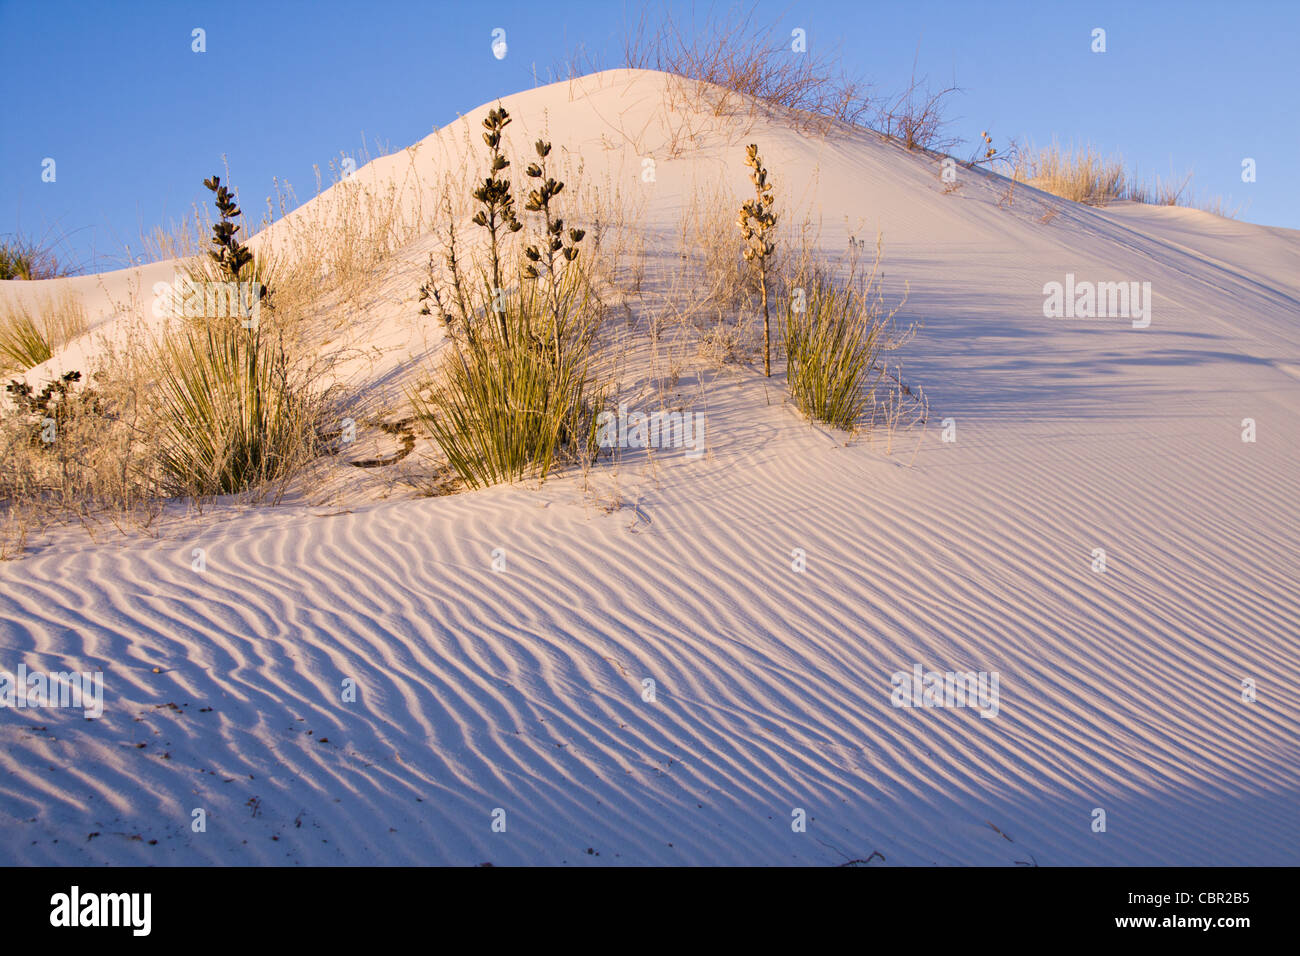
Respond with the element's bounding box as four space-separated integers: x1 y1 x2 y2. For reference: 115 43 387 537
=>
1 70 1297 865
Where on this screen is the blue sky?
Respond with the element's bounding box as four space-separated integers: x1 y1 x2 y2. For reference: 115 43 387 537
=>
2 0 1296 272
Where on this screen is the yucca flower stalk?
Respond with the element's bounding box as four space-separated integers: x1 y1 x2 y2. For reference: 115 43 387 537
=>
523 138 585 371
739 143 777 376
418 195 478 348
201 175 270 316
203 176 254 276
418 249 467 346
471 107 524 344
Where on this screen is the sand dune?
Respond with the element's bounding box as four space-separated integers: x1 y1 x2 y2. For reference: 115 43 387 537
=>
2 70 1297 865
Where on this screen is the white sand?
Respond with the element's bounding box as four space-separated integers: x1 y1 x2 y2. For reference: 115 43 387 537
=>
1 70 1297 865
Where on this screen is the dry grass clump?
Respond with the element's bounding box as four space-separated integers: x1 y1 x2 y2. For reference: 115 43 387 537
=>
1014 142 1127 206
687 185 761 319
1125 172 1195 207
1190 194 1242 218
1012 141 1237 217
270 150 425 312
607 140 920 436
0 292 87 373
633 184 762 368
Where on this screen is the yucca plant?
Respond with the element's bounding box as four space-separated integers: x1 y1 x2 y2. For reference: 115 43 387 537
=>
783 275 886 430
410 283 601 490
153 321 313 495
0 308 53 371
150 174 317 496
411 109 602 490
0 233 68 280
738 143 777 376
0 295 88 372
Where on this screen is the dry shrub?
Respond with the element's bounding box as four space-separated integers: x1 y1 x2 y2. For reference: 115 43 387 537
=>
1 305 167 557
623 2 874 131
876 52 961 153
568 165 649 301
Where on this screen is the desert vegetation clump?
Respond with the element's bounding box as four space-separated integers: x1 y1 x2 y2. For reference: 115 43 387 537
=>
0 292 87 373
0 232 72 281
618 7 969 155
410 107 605 490
1014 142 1127 206
150 174 324 496
619 6 1229 219
1008 141 1236 216
877 55 960 153
622 3 874 129
731 147 915 433
783 252 911 432
0 169 347 555
1 330 167 558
